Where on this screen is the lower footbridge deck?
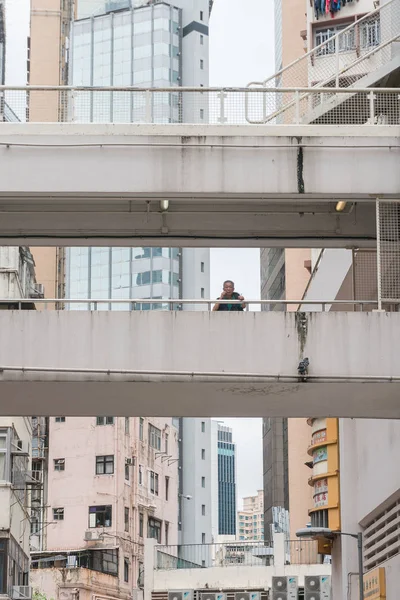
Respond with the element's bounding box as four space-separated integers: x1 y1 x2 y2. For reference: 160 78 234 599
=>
1 310 399 419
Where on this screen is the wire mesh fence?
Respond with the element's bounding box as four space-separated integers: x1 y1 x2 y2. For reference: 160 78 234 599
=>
155 541 273 570
377 200 400 305
0 86 399 126
250 0 400 123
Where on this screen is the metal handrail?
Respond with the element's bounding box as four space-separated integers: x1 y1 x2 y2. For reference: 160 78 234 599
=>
0 85 399 93
0 297 394 312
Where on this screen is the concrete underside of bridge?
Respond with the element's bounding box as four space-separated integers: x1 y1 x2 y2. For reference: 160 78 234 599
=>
1 311 400 419
0 124 399 247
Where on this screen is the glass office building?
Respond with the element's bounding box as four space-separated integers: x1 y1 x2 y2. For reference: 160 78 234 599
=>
66 247 181 309
217 425 236 537
70 2 182 123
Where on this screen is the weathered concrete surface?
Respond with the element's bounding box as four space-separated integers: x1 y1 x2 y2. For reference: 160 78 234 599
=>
0 124 398 246
0 311 399 418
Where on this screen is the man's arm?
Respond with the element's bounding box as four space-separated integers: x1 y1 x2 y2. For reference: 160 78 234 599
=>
212 299 221 311
238 294 246 309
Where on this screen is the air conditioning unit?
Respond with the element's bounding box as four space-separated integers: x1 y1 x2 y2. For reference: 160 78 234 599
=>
168 592 194 600
12 587 32 600
305 576 331 600
235 593 261 600
271 576 298 600
200 595 225 600
84 530 102 541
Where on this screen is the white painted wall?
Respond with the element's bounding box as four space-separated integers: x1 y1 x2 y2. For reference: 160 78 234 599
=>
336 418 400 600
302 249 353 310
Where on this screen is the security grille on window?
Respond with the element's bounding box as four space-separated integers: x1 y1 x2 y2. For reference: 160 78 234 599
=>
148 517 162 542
54 458 65 471
139 418 144 441
149 470 159 495
360 19 380 48
96 455 114 475
149 424 161 450
124 507 129 532
53 508 64 521
89 505 112 528
96 417 114 426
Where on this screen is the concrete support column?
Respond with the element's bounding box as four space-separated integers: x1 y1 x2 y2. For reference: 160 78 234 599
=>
273 532 285 567
144 538 157 600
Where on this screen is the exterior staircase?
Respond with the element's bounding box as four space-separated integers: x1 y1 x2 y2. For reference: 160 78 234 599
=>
247 0 400 125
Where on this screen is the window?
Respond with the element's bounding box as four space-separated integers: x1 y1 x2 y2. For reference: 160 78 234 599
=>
201 262 205 273
139 513 144 537
149 424 161 450
96 455 114 475
125 417 129 434
53 508 64 521
125 459 130 481
54 458 65 471
165 476 169 501
150 471 159 495
55 417 65 423
96 417 114 426
201 476 205 488
200 109 204 120
124 507 129 532
201 421 205 433
201 449 205 460
139 464 143 485
89 505 112 528
165 433 169 455
200 59 204 70
0 539 7 594
148 517 162 543
165 522 169 546
361 19 380 49
202 504 205 516
200 34 204 45
124 558 129 583
139 418 144 441
200 10 203 20
202 533 206 544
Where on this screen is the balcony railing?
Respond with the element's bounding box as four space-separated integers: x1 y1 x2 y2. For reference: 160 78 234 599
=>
0 85 399 126
155 541 273 570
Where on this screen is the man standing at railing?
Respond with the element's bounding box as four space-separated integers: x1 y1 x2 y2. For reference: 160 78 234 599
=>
212 280 246 311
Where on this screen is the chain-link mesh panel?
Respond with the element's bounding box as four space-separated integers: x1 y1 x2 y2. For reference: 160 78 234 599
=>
377 200 400 304
353 249 378 311
0 87 398 125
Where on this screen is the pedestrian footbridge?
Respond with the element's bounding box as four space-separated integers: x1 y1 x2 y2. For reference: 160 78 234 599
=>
0 87 399 248
1 310 399 419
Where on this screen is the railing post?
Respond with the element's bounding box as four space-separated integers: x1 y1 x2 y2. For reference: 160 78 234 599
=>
218 90 227 124
376 199 383 311
294 91 300 124
145 89 152 123
335 37 340 88
369 90 375 124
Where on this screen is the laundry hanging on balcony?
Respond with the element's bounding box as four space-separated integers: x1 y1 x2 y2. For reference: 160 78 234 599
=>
314 0 355 19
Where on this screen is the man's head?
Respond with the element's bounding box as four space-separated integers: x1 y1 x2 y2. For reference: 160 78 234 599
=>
223 280 235 298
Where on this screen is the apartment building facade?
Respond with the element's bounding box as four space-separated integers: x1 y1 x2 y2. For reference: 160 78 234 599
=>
237 490 264 542
31 416 179 599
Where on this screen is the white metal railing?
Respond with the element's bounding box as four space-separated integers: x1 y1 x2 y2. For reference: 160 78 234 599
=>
247 0 400 124
1 297 398 311
0 86 399 126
